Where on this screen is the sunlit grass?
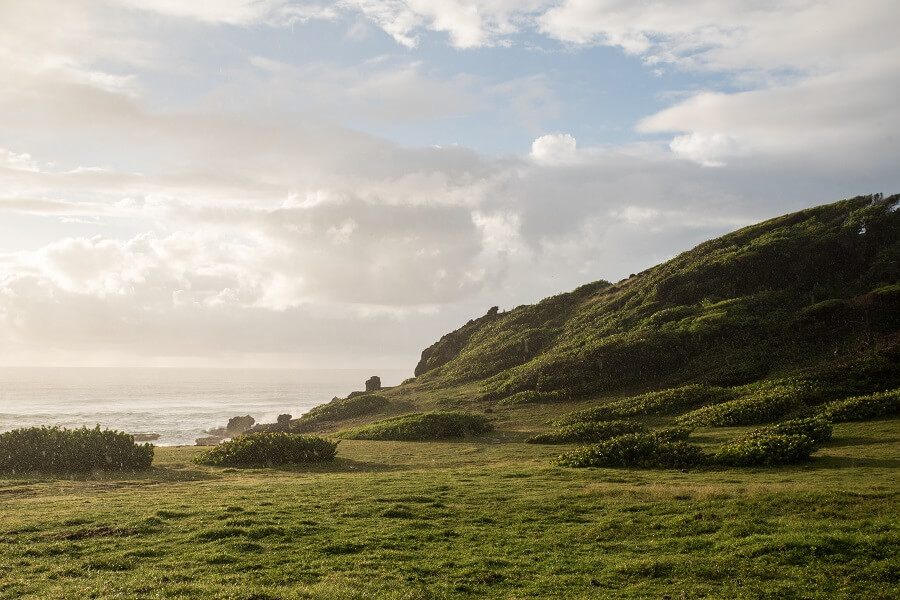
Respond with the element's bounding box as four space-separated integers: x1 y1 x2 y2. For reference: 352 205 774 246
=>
0 418 897 598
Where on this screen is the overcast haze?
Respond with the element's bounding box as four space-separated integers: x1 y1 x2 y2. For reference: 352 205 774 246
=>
1 0 898 369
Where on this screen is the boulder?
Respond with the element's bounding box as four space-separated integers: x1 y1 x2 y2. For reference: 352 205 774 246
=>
226 415 255 434
365 376 382 392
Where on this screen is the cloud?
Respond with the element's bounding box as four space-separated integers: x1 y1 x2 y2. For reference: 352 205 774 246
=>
116 0 338 26
346 0 550 48
538 0 900 75
530 133 577 165
0 0 897 367
667 132 740 167
639 59 900 169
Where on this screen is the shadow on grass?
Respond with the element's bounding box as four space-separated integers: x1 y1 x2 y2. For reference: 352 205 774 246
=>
0 467 219 488
825 435 893 448
205 457 396 474
808 456 900 470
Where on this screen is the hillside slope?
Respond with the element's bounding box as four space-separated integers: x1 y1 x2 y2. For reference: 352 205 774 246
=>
411 194 900 402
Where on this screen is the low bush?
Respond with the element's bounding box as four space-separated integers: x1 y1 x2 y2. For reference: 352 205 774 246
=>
713 433 819 466
552 432 708 469
0 425 154 473
652 425 695 442
676 378 822 427
193 432 338 467
550 404 621 427
291 394 390 432
526 420 646 444
498 389 569 406
551 384 733 426
818 389 900 422
337 411 493 441
759 417 833 445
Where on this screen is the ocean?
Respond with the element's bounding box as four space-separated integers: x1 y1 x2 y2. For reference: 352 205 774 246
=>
0 368 409 446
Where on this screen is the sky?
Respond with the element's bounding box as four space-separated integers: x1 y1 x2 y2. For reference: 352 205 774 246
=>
1 0 898 370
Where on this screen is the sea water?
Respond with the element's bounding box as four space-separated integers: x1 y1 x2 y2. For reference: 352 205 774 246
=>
0 368 409 446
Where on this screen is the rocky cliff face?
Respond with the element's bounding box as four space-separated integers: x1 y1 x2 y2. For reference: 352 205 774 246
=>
414 307 500 376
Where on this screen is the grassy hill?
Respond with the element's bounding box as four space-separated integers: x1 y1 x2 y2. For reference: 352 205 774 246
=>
287 194 899 436
416 194 899 399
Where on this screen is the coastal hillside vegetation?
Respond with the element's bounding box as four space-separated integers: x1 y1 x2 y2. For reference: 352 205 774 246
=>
2 194 898 598
336 411 493 441
193 432 338 467
408 194 898 406
286 394 390 433
0 426 154 473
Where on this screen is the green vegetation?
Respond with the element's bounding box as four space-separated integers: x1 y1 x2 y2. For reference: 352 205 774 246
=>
411 194 899 404
820 388 900 422
193 433 338 467
526 419 646 444
497 389 569 405
553 384 734 425
2 418 897 599
676 378 823 427
760 416 833 445
552 432 708 469
289 394 390 433
714 433 820 467
337 411 494 441
0 426 153 474
2 195 898 597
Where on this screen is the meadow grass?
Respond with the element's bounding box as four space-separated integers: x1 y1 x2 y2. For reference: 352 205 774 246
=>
0 418 897 599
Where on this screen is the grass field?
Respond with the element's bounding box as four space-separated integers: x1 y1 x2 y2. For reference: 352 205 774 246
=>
1 418 897 599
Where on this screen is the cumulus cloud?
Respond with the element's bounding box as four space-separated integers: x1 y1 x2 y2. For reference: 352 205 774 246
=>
530 133 578 165
667 133 740 167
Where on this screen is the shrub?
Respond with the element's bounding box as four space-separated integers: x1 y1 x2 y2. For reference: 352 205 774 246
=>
551 384 733 426
676 378 822 427
552 432 708 469
526 420 646 444
713 433 819 466
759 417 832 445
652 425 695 442
193 432 338 467
291 394 390 432
337 411 493 441
0 425 154 474
498 389 568 406
818 389 900 422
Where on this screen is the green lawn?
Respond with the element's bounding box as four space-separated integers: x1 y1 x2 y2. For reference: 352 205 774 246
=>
1 418 897 599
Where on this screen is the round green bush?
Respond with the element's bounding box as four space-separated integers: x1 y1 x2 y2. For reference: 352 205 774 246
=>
526 420 646 444
758 417 832 445
553 432 708 469
713 433 819 466
0 425 154 473
193 432 338 467
338 411 493 441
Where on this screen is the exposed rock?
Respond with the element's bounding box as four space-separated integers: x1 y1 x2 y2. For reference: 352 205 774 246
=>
130 432 160 442
226 415 255 434
414 306 503 376
365 376 382 392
